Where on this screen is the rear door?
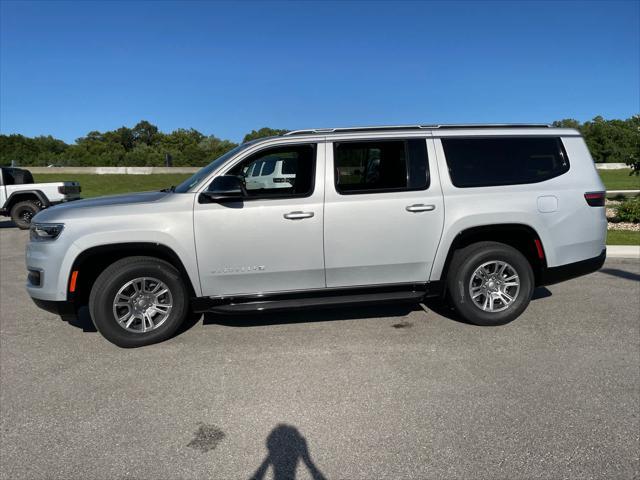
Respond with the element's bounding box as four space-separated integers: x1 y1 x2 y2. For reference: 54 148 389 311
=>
324 137 445 287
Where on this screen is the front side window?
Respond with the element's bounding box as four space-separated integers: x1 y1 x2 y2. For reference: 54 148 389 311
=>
333 139 429 194
227 144 316 197
442 137 570 188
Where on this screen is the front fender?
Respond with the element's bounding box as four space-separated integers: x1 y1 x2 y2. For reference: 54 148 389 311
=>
70 229 201 298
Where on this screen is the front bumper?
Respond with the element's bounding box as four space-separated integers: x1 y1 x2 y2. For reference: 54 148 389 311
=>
539 249 606 286
31 298 76 317
26 238 80 301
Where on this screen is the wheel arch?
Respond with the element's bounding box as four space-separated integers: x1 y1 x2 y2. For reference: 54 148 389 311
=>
4 190 50 210
68 242 198 307
434 223 547 287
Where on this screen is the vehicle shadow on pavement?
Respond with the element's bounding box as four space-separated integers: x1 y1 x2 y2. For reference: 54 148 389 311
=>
0 220 16 229
64 306 97 332
423 286 553 325
599 268 640 282
249 424 327 480
532 286 553 300
193 288 553 331
60 288 554 336
201 303 418 328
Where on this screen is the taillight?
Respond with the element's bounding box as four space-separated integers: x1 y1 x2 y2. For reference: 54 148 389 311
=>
58 185 81 194
584 191 606 207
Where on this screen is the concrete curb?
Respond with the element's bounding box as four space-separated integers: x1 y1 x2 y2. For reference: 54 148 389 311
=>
607 190 640 198
596 163 629 170
607 245 640 259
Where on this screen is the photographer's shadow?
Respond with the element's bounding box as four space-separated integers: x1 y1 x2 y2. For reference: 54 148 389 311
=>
250 424 326 480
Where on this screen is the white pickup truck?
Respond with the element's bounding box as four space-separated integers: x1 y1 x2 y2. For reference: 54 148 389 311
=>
0 167 81 229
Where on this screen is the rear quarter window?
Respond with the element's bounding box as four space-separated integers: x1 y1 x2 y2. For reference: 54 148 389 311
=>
442 137 570 188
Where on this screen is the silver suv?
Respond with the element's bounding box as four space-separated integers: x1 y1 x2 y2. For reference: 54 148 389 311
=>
26 124 607 347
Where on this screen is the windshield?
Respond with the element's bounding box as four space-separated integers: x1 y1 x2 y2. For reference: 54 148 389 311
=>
174 143 253 193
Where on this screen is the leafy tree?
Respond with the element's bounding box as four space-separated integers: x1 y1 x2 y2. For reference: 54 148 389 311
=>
199 136 238 161
553 116 639 173
551 119 581 129
103 127 135 152
124 144 164 166
243 127 289 142
132 120 159 147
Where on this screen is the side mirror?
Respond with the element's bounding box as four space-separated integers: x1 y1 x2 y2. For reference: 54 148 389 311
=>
199 175 247 202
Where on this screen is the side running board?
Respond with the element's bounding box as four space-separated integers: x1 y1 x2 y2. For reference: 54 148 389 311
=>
199 290 426 314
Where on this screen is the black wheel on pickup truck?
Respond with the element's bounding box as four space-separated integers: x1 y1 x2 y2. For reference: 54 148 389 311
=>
10 200 41 229
447 241 534 326
89 256 189 348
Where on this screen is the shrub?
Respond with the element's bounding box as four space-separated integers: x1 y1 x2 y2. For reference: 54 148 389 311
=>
616 197 640 223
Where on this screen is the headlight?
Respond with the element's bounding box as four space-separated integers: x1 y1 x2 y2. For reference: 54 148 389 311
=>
30 223 64 241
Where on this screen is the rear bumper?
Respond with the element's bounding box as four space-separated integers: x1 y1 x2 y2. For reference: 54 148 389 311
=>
539 249 606 286
50 196 81 205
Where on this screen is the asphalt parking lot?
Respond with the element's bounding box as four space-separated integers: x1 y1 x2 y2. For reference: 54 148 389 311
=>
1 224 638 480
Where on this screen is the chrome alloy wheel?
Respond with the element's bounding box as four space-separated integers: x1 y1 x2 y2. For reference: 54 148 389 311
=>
112 277 173 333
468 261 520 313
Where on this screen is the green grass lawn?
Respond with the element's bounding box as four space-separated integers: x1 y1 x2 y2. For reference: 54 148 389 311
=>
607 230 640 245
598 169 640 190
34 173 191 198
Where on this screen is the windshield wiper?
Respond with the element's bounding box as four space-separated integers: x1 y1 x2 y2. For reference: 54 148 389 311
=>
160 185 176 192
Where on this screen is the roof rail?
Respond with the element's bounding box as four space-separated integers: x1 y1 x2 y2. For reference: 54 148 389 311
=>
283 123 552 136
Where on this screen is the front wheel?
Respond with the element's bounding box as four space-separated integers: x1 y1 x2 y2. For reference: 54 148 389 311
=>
446 241 534 326
89 256 189 347
11 200 41 229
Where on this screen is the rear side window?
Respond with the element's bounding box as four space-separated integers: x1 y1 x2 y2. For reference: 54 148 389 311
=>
1 169 13 185
442 137 569 188
334 139 429 194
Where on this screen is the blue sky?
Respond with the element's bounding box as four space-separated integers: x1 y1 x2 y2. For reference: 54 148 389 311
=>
1 0 638 143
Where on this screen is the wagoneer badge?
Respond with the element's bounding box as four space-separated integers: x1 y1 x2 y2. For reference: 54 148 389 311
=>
212 265 266 275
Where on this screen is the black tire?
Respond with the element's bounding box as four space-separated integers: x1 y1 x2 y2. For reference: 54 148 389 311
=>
89 256 189 348
446 241 534 326
10 200 41 229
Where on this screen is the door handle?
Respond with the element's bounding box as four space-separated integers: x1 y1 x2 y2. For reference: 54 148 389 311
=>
283 211 314 220
406 204 436 213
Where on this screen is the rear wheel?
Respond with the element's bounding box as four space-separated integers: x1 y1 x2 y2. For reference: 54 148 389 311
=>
89 256 189 347
446 241 534 326
10 200 41 229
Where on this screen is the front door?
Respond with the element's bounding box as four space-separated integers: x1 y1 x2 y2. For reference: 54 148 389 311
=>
323 137 444 287
194 142 326 297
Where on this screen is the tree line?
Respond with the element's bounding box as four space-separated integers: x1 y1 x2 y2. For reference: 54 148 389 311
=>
0 123 289 168
0 117 637 169
552 116 638 170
